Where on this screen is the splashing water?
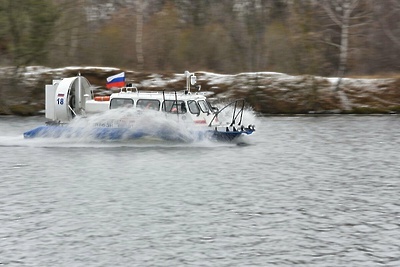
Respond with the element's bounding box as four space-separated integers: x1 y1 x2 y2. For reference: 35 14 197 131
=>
35 108 197 142
214 103 257 129
19 103 258 146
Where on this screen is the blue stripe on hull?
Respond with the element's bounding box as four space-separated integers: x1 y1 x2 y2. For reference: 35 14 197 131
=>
23 125 253 142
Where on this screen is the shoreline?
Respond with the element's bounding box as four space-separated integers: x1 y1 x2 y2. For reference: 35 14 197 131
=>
1 66 399 116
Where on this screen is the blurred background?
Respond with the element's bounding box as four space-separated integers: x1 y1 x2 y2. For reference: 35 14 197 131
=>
1 0 400 76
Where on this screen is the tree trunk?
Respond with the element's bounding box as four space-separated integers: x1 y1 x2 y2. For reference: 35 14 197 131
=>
338 2 351 77
136 1 144 71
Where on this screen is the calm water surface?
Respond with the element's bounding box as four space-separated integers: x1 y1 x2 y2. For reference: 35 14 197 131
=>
0 115 399 266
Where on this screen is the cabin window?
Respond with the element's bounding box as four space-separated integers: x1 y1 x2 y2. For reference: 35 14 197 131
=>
137 99 160 111
187 100 200 115
110 98 134 109
207 100 218 113
198 100 210 113
162 100 187 114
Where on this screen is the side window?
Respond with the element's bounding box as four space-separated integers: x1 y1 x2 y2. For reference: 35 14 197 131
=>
162 100 187 114
188 100 200 115
137 99 160 110
110 98 134 109
207 100 218 113
198 100 210 113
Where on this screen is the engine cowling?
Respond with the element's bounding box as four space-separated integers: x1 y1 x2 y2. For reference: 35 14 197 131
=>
53 76 92 122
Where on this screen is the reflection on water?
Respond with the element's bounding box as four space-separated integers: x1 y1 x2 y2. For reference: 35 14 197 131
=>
0 115 400 266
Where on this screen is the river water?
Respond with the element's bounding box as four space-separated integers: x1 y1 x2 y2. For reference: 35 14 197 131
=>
0 115 399 266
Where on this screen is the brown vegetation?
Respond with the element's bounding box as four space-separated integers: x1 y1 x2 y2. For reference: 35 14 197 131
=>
1 1 400 115
1 67 400 116
1 1 400 76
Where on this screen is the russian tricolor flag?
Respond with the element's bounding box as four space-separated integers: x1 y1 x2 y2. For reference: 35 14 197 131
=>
106 72 125 89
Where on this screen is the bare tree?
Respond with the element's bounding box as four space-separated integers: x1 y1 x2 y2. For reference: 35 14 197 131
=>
374 0 400 47
135 0 147 70
318 0 371 77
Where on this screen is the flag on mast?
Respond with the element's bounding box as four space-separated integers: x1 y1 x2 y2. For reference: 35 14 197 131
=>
106 72 125 89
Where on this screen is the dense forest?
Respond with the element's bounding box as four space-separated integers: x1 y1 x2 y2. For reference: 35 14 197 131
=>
1 0 400 76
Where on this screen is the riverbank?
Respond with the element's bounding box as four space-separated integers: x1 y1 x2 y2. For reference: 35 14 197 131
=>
1 66 399 116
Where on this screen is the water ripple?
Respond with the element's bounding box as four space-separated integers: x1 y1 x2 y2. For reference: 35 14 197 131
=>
1 116 400 266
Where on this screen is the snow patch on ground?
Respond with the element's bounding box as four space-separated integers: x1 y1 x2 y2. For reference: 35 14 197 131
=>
2 65 398 115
